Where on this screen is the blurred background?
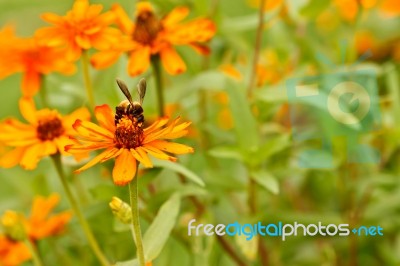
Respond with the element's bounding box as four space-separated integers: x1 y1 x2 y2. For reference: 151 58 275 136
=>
1 0 400 265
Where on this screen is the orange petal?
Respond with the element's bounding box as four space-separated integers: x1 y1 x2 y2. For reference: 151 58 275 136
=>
42 140 58 156
63 107 91 133
112 149 137 186
131 147 153 168
19 97 37 125
145 140 194 154
160 46 186 75
20 143 44 170
143 116 170 134
101 147 123 162
166 18 216 44
94 104 115 132
66 142 113 153
96 11 116 26
162 7 189 28
72 0 89 21
91 50 122 69
54 135 73 155
128 46 151 76
112 4 134 34
73 120 114 139
22 70 41 97
75 148 116 173
30 194 59 223
75 35 91 49
162 121 191 139
0 147 26 168
41 13 65 25
189 43 210 55
86 3 103 19
29 210 72 239
141 146 177 162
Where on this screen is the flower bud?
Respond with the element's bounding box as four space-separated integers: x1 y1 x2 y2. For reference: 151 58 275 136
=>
1 210 27 241
109 197 132 224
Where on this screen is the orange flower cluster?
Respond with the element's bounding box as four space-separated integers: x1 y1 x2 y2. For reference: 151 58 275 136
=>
91 2 216 76
0 194 71 266
0 0 216 97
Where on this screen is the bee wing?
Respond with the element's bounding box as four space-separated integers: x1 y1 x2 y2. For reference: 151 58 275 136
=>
116 79 133 105
137 78 147 105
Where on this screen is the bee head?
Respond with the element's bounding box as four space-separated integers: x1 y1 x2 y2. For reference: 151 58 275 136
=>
118 99 131 109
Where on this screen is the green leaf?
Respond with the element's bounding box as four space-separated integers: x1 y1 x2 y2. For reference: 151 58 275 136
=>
255 84 287 103
152 159 205 187
225 81 259 152
300 0 330 18
253 134 290 165
189 71 228 91
143 193 181 261
250 170 279 195
208 145 244 161
115 194 181 265
114 259 138 266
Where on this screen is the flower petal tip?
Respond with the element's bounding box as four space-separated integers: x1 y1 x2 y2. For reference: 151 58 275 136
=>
113 180 130 186
64 145 72 152
72 119 82 129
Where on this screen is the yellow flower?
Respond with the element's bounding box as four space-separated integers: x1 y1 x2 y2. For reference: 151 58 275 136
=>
0 194 71 266
35 0 121 61
0 26 75 97
0 98 90 170
91 2 216 76
66 104 194 186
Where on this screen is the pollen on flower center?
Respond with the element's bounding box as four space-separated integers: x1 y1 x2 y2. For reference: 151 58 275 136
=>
36 110 65 141
133 9 161 44
114 116 144 149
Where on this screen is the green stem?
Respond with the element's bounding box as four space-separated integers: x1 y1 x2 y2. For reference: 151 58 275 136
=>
25 239 43 266
51 154 110 266
129 164 145 266
151 56 165 117
248 178 257 214
81 50 95 109
247 0 266 98
39 75 49 108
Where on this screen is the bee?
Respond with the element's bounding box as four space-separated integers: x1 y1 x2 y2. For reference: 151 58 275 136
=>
115 78 147 126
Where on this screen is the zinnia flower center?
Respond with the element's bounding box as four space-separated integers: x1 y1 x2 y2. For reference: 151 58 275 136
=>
114 116 144 149
36 111 65 141
133 10 161 44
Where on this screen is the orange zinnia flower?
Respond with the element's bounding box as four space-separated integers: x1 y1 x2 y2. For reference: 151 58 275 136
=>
91 2 216 76
35 0 121 61
0 194 71 266
0 98 90 170
66 104 194 185
0 26 75 97
0 235 31 266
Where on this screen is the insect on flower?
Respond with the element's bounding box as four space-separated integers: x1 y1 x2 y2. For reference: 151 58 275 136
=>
115 78 146 126
66 78 194 186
